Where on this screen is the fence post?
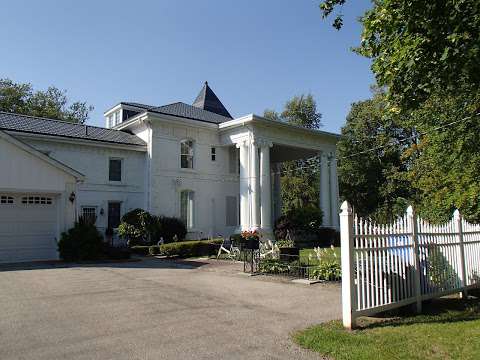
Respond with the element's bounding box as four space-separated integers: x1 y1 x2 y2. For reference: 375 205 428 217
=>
454 210 468 298
407 206 422 313
340 201 356 329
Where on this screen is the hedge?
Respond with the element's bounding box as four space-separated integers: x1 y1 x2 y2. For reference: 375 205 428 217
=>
132 239 223 258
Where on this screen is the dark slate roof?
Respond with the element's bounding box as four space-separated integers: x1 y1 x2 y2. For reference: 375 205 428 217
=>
192 81 232 118
0 112 146 147
121 101 233 124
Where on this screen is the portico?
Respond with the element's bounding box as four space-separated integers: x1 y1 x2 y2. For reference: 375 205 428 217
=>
220 114 340 238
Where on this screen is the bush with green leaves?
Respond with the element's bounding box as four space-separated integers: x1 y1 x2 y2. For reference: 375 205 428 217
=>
274 206 323 241
276 239 295 248
118 208 157 246
58 216 104 261
158 239 222 258
308 246 342 281
157 216 187 243
118 209 187 246
259 259 291 273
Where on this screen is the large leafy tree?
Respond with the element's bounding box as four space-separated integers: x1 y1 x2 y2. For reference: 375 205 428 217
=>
0 78 93 124
320 1 480 111
319 1 480 222
405 91 480 222
264 94 322 213
338 90 413 222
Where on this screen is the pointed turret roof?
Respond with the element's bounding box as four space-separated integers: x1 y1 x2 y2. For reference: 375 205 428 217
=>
192 81 232 119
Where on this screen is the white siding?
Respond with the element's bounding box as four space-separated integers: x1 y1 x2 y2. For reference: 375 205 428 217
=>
19 138 146 234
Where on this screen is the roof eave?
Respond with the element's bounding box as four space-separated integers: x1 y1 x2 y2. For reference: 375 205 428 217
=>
219 114 341 139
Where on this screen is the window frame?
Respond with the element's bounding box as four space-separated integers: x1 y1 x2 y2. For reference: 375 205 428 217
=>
21 196 53 205
0 195 14 205
180 190 195 230
108 157 123 183
211 147 216 162
180 139 195 169
81 206 97 224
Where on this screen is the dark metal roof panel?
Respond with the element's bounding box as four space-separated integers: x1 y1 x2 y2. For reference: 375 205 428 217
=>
0 112 146 146
121 101 232 124
192 81 232 118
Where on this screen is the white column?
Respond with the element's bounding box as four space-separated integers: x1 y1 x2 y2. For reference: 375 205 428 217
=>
319 152 331 226
260 142 273 232
237 141 250 230
273 163 282 221
250 141 260 229
329 153 340 230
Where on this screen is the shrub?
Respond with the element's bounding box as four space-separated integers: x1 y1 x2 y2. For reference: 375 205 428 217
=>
58 217 104 261
310 261 342 281
308 246 342 281
149 245 160 256
130 246 150 256
118 210 187 246
276 239 295 248
274 206 323 241
158 216 187 243
158 239 223 258
259 258 290 273
118 208 156 246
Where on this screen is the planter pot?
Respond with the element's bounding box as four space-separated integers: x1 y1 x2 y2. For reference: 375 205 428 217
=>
279 247 299 262
245 238 259 250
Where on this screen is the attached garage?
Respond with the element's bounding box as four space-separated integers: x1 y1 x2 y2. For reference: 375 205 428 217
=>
0 194 59 263
0 131 83 263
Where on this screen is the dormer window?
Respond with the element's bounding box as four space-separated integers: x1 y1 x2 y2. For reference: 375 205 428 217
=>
107 110 122 128
180 139 194 169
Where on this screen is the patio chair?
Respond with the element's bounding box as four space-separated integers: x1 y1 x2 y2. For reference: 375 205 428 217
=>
217 237 240 260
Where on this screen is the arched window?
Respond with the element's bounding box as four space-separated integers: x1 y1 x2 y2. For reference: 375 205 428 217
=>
180 139 194 169
180 190 194 229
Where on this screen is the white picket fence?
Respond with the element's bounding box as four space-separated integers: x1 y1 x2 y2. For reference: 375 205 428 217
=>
340 201 480 329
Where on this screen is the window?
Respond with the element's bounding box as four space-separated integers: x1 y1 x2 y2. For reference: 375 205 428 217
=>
109 158 122 182
228 147 238 174
108 202 121 229
21 196 52 205
82 207 97 224
180 190 194 229
0 195 14 204
225 196 238 226
211 147 216 161
107 110 122 128
180 140 194 169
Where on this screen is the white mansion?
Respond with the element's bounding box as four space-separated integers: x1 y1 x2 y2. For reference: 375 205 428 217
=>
0 82 339 263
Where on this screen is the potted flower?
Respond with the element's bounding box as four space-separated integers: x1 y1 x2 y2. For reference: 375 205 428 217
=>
241 230 260 250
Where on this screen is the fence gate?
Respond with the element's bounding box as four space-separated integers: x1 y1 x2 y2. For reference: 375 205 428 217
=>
340 201 480 329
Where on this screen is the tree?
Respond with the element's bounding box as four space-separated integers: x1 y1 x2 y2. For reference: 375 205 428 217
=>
264 94 322 213
0 78 93 124
337 90 413 222
405 90 480 223
319 1 480 113
319 1 480 222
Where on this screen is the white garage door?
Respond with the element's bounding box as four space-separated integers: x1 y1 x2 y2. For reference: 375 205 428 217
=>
0 194 58 263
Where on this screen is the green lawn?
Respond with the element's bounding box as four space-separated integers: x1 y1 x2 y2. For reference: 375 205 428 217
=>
294 297 480 360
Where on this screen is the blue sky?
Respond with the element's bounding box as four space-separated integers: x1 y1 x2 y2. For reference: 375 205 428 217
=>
1 0 373 133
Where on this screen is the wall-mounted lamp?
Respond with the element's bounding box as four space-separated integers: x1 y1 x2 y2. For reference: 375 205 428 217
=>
100 208 104 216
69 192 76 203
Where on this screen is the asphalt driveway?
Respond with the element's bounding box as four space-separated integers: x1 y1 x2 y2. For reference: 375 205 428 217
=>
0 258 341 360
